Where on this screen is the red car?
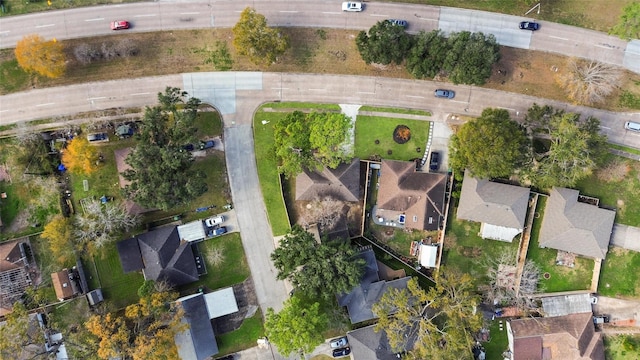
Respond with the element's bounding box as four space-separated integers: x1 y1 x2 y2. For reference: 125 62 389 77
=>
110 21 130 30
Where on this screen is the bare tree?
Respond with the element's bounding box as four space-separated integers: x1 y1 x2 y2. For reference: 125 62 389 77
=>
74 199 140 248
14 122 40 145
298 196 345 229
556 58 622 105
114 38 139 57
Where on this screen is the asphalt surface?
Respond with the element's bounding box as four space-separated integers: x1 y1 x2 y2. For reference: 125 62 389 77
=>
1 1 639 73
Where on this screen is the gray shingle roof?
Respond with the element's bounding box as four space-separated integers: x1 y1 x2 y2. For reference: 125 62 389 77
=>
347 324 413 360
295 159 361 201
456 170 530 229
175 293 218 360
539 188 615 259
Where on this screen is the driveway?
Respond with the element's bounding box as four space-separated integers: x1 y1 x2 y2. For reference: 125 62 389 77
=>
593 296 640 327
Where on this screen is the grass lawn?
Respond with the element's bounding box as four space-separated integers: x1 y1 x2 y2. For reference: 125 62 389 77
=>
575 154 640 227
180 232 250 293
609 144 640 156
526 196 593 293
368 223 435 258
85 242 144 309
354 116 430 161
484 318 509 360
359 106 432 116
216 309 265 355
598 247 640 297
264 102 341 111
604 334 640 360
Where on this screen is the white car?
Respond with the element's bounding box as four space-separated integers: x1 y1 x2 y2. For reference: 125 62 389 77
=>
205 215 224 227
342 2 363 12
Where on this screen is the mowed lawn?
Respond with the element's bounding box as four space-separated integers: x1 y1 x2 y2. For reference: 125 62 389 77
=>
354 116 431 161
598 247 640 297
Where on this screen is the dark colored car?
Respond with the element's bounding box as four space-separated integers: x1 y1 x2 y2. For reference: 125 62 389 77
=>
429 151 440 171
200 140 215 150
110 21 130 30
332 347 351 358
434 89 455 99
387 19 408 28
182 144 195 152
519 21 540 31
87 133 108 142
212 226 227 237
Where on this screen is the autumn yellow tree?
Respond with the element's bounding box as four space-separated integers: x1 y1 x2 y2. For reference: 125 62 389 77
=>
232 7 289 65
15 34 66 78
41 215 76 266
86 313 131 360
62 137 99 174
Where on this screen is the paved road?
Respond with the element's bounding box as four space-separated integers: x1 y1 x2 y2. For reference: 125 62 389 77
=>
1 1 639 73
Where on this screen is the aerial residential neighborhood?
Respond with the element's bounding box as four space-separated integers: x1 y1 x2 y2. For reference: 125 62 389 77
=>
1 1 640 360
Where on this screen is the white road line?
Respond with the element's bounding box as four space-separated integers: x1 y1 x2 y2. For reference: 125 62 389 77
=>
87 97 106 100
497 106 516 111
599 126 611 130
451 100 467 104
322 12 342 15
85 18 104 22
180 12 200 15
357 92 375 95
35 24 55 28
406 95 425 99
270 88 290 90
131 92 151 96
279 11 299 13
549 36 569 41
0 31 10 34
36 103 55 107
370 14 389 17
594 45 615 50
307 88 325 91
134 14 157 18
0 109 9 113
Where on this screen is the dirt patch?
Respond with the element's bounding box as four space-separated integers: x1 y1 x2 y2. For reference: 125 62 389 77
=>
597 159 630 182
211 277 260 335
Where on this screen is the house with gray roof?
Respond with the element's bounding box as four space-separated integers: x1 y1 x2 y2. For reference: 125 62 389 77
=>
347 324 415 360
541 293 593 317
456 170 530 242
174 293 219 360
376 160 447 231
337 247 411 324
295 159 361 202
116 226 199 287
539 188 615 259
507 312 604 360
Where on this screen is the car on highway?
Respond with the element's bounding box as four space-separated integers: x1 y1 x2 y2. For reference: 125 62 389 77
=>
519 21 540 31
330 337 348 348
434 89 455 99
387 19 408 28
205 215 224 227
429 151 440 171
332 347 351 358
342 2 363 12
110 21 130 30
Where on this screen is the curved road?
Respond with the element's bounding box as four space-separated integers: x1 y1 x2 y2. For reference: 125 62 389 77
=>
1 1 639 73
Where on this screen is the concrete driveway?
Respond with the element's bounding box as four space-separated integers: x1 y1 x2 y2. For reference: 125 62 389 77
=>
593 296 640 328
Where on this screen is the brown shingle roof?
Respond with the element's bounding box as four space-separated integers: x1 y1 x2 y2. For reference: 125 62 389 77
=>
0 241 22 273
295 159 360 201
376 160 446 231
456 170 530 229
539 188 615 259
51 270 75 301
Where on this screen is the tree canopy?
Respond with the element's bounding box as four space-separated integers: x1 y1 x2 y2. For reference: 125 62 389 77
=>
41 215 76 266
373 270 483 360
123 87 207 210
0 302 39 359
449 108 530 180
271 225 365 300
443 31 500 85
356 20 413 65
406 30 449 79
610 2 640 40
273 111 352 178
62 137 99 174
232 7 289 65
264 295 328 356
15 34 66 78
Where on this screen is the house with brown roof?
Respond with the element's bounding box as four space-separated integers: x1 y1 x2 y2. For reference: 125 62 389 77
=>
0 240 32 316
539 188 615 260
507 312 605 360
51 270 76 301
456 170 530 242
375 160 447 231
295 159 361 202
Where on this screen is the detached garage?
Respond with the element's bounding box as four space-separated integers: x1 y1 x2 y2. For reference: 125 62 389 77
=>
177 221 207 242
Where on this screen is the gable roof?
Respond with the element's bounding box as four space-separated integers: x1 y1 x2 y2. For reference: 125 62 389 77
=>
542 293 592 317
376 160 447 231
337 247 411 324
456 170 530 229
295 159 361 201
51 270 75 301
117 226 199 287
347 324 414 360
175 293 218 360
508 313 604 360
539 188 615 259
0 240 24 273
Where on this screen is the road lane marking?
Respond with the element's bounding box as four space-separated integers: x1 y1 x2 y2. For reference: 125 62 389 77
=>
87 97 106 100
307 88 325 91
36 24 55 28
85 18 104 22
36 103 55 107
451 100 467 104
271 88 290 90
279 11 299 13
131 92 151 96
370 14 389 17
134 14 157 18
180 12 200 15
594 45 615 50
0 31 10 34
599 126 611 130
357 92 375 95
406 95 425 99
548 36 569 41
0 109 9 113
497 106 516 111
322 12 342 15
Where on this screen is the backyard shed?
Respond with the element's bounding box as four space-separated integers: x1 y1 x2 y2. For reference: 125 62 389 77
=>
203 287 240 319
419 244 439 268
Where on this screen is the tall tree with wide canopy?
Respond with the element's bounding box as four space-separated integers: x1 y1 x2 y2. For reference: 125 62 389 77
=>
449 108 530 180
443 31 500 85
123 87 207 210
356 20 413 65
232 7 289 65
610 2 640 40
308 112 352 168
373 270 483 360
406 30 449 79
271 225 365 300
15 34 66 78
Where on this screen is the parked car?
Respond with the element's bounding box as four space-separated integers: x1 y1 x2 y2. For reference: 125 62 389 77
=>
205 215 224 227
116 124 134 139
182 144 195 152
519 21 540 31
212 226 227 237
434 89 455 99
593 315 610 324
87 133 108 142
330 337 348 349
342 2 363 12
429 151 440 171
387 19 408 28
624 121 640 132
110 20 130 30
200 140 215 150
332 347 351 358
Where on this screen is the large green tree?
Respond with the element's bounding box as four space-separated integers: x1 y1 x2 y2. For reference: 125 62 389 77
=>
232 7 289 65
308 112 352 168
406 30 449 79
264 295 328 356
123 87 207 210
610 2 640 40
373 270 483 360
271 225 365 300
444 31 500 85
356 20 413 65
449 108 530 180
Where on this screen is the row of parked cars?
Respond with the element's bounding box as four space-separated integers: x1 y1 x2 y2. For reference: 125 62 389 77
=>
329 336 351 358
